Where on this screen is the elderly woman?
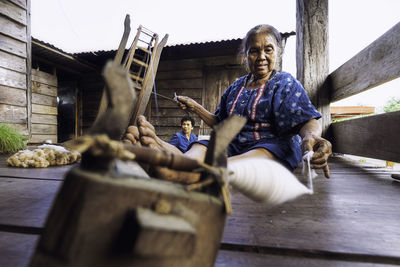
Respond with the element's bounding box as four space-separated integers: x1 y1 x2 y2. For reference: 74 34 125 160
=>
126 24 332 187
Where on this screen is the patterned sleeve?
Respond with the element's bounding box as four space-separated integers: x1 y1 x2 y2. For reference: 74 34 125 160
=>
272 76 321 136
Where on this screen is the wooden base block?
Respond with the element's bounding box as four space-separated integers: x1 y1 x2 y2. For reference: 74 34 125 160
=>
30 167 226 267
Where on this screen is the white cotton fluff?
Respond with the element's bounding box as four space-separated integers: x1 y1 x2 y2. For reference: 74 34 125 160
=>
38 144 70 153
227 158 312 206
8 145 81 168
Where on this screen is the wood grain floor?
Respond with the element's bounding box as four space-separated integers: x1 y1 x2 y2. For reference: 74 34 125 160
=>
1 154 399 266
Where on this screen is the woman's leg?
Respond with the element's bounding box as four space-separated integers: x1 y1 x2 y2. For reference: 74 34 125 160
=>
151 144 207 184
228 147 276 164
132 115 207 184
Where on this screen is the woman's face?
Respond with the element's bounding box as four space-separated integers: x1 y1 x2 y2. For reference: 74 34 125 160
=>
246 33 279 79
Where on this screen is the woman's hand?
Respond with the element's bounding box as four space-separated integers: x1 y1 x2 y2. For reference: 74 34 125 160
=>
302 134 332 178
174 95 219 127
175 95 199 112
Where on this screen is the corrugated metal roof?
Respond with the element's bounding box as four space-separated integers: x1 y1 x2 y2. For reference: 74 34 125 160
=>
31 37 244 69
73 38 242 55
32 37 73 55
73 38 243 64
32 37 99 74
165 38 243 47
161 38 243 60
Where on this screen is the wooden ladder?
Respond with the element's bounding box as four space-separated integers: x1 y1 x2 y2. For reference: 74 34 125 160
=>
95 15 168 129
124 25 158 95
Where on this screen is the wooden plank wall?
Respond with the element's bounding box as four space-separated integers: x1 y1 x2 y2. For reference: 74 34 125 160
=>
202 65 245 135
79 73 104 134
152 55 246 141
30 69 58 143
0 0 29 135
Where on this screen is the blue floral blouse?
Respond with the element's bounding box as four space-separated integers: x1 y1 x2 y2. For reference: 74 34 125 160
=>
196 71 321 170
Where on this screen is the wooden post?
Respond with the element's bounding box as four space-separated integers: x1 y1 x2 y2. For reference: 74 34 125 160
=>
296 0 330 134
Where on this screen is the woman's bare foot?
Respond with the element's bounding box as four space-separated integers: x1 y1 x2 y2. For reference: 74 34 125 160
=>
136 115 202 184
137 116 165 150
123 125 141 145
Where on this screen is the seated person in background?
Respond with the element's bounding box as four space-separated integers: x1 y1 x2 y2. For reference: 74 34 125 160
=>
169 116 197 152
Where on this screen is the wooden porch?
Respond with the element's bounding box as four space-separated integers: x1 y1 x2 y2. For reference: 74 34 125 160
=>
1 0 400 265
1 153 400 266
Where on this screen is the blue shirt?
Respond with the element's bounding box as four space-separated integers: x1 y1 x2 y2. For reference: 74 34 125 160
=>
197 71 321 170
169 131 198 153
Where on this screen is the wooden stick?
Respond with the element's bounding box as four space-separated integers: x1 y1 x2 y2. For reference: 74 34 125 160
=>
94 15 131 124
133 88 176 102
123 144 200 171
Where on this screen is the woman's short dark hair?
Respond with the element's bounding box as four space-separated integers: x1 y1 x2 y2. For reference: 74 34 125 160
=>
239 24 283 70
181 115 195 127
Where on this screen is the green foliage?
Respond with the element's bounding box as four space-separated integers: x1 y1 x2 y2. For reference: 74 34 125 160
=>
383 97 400 113
332 117 354 123
332 113 373 123
0 123 28 154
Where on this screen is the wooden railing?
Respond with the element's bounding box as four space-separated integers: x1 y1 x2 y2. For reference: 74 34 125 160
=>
297 0 400 163
328 22 400 162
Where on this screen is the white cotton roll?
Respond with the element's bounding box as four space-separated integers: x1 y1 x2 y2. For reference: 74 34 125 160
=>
227 158 312 206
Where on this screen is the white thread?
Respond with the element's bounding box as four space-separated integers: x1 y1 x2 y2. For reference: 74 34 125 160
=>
227 158 312 206
301 151 317 194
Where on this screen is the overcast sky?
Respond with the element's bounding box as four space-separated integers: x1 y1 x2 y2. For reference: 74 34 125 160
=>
31 0 400 109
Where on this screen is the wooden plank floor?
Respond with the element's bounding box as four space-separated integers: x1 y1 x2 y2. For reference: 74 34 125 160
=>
218 157 400 266
1 154 400 266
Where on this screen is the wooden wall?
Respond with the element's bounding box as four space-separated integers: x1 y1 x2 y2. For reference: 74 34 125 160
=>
151 55 246 141
30 69 58 143
79 73 104 134
0 0 30 136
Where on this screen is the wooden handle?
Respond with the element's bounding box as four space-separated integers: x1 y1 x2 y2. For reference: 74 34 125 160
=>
123 144 200 171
